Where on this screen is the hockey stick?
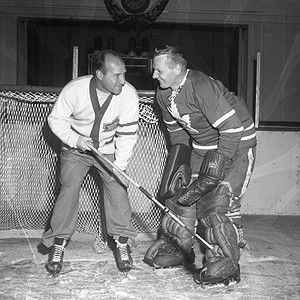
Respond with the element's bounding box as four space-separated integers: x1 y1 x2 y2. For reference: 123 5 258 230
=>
89 144 213 250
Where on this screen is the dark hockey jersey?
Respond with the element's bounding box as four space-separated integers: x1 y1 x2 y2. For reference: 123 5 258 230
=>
156 70 257 159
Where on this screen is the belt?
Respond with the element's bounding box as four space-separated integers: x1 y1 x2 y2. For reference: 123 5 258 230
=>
62 144 89 154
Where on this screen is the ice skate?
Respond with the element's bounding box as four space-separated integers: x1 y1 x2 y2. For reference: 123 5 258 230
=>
45 237 67 277
193 264 241 288
115 237 133 275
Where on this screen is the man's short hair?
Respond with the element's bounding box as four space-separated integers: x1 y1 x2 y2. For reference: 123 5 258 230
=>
91 50 122 75
154 44 187 70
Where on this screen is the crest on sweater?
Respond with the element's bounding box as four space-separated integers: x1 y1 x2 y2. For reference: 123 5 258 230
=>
103 117 119 132
167 103 198 133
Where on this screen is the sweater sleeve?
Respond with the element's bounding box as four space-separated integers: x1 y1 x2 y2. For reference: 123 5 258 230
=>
47 87 80 148
114 85 139 170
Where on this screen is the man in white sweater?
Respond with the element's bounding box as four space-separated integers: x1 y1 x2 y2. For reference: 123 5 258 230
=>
42 50 139 276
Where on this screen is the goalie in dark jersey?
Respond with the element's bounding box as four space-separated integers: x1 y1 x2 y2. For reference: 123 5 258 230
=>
144 45 257 286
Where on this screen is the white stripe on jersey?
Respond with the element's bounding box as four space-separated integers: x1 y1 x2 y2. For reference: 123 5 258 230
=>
244 123 254 131
241 133 256 141
192 142 218 150
220 126 244 133
164 119 177 125
213 109 236 127
167 127 183 132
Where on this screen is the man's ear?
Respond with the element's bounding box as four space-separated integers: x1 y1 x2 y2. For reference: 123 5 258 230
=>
95 69 104 80
174 64 182 75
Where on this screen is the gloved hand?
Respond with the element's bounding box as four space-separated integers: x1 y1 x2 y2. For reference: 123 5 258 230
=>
177 150 230 206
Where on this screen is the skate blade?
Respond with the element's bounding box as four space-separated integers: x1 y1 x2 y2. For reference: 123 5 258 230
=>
201 279 238 289
45 265 61 278
46 270 60 278
194 270 241 288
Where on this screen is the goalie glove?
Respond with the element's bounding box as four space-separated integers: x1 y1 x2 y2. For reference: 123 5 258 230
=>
176 151 230 206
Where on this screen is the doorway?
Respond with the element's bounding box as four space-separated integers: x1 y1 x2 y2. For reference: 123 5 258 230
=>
25 19 248 98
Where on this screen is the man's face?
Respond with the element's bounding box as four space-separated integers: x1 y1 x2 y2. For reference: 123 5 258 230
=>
152 54 178 90
99 57 126 95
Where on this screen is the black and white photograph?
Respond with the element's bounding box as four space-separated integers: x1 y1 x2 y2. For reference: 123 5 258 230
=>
0 1 299 299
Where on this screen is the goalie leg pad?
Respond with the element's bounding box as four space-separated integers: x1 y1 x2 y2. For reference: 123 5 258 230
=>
193 183 240 285
144 198 197 268
144 238 185 268
196 182 232 219
162 197 197 252
196 212 240 285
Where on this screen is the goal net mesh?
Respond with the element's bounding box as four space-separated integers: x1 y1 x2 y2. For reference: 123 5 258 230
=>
0 87 168 241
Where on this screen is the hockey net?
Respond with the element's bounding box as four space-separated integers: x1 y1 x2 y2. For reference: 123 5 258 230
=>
0 86 168 241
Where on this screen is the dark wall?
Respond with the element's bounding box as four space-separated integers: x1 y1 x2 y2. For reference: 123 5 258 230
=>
27 19 240 92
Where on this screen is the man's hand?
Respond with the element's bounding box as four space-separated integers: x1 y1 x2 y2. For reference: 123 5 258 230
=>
76 136 93 151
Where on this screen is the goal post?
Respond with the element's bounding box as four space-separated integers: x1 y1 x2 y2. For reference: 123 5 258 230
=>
0 86 168 240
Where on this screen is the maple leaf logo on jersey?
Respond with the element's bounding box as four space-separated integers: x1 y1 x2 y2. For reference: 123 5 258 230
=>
168 100 180 119
181 114 198 133
168 103 198 133
167 88 198 133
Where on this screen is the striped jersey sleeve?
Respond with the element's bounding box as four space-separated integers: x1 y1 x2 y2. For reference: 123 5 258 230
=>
194 77 244 158
227 94 256 149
